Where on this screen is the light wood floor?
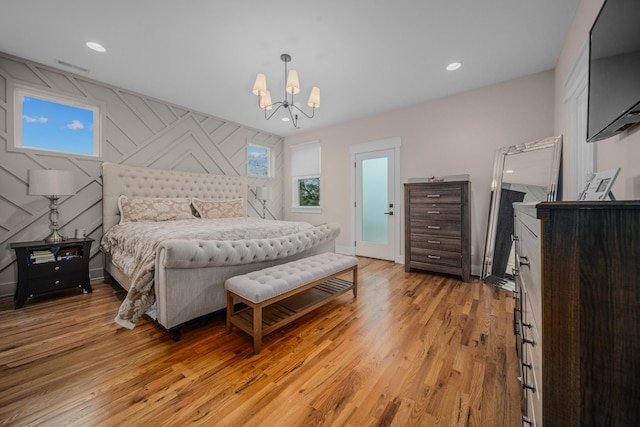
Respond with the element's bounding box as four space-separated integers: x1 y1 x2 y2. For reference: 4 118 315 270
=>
0 257 520 426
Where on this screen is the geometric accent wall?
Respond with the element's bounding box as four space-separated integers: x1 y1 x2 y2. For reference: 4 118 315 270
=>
0 51 283 297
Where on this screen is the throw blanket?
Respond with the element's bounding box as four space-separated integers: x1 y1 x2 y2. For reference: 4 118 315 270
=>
101 218 313 328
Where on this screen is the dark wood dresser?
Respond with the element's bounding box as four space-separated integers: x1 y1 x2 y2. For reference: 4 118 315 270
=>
404 181 470 282
513 201 640 426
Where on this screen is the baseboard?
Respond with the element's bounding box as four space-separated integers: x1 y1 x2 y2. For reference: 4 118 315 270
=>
335 245 355 256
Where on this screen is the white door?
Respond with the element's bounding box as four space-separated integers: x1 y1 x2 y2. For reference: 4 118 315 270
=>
354 149 396 260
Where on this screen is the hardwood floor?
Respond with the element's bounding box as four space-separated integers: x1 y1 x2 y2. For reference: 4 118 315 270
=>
0 257 520 426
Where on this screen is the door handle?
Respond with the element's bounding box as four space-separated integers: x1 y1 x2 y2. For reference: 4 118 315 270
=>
384 211 394 215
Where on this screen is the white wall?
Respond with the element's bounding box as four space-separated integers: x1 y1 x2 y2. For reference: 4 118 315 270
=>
555 0 640 199
284 70 555 275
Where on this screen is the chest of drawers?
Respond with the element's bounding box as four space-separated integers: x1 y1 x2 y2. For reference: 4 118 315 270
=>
513 201 640 426
404 181 470 281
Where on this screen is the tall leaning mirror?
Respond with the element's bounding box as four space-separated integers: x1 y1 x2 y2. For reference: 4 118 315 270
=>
481 135 562 290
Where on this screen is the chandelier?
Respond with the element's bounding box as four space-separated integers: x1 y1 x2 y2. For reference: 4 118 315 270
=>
252 53 320 128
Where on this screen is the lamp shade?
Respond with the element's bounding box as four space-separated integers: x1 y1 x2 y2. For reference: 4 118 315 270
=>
286 70 300 94
307 86 321 108
253 73 267 96
256 186 273 201
259 90 273 110
28 169 75 196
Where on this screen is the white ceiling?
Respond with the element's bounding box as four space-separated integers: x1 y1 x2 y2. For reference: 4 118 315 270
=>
0 0 580 137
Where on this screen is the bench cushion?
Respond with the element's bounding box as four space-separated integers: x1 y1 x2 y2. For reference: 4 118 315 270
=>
225 252 357 303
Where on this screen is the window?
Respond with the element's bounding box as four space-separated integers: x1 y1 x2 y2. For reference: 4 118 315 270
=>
291 141 321 213
247 143 271 177
13 86 101 157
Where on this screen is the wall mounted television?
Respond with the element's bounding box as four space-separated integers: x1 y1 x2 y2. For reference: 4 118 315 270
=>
587 0 640 142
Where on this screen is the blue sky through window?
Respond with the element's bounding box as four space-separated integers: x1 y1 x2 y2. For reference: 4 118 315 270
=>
248 144 269 176
21 95 95 155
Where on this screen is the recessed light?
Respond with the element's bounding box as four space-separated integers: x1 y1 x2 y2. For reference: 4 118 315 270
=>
282 117 290 122
446 62 462 71
504 170 514 174
86 42 106 53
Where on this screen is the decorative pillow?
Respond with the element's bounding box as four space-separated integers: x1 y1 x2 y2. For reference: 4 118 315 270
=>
118 196 195 223
191 198 246 219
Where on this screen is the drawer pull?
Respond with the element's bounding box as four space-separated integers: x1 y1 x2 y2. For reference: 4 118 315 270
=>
519 256 530 267
523 382 536 392
427 240 441 244
523 336 535 346
54 266 60 271
426 194 441 198
522 415 533 425
427 211 440 214
522 322 532 329
512 234 519 242
428 255 441 260
427 225 440 229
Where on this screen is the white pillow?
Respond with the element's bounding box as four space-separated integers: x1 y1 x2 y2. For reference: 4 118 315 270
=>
118 196 195 223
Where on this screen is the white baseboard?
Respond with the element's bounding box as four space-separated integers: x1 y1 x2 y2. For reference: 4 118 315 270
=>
335 245 355 255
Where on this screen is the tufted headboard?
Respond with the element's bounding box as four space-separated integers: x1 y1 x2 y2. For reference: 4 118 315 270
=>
101 162 248 233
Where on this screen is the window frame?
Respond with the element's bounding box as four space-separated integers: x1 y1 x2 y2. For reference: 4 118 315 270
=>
247 143 272 177
11 85 102 158
291 141 321 214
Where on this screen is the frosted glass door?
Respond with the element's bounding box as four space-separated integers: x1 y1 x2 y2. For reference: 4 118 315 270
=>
362 157 388 243
355 148 395 261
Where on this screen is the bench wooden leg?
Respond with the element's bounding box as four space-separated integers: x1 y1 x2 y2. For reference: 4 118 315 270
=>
352 265 358 297
226 291 234 332
253 305 263 354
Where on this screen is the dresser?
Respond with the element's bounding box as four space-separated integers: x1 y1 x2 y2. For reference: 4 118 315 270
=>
513 201 640 426
404 181 470 282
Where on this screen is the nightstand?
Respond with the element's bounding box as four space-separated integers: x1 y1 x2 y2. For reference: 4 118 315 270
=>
10 238 93 309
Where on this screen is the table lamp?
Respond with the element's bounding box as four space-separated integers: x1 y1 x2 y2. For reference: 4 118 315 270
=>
28 169 76 242
255 186 273 219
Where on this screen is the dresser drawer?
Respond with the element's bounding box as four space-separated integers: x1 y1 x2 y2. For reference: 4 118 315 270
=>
409 220 461 238
409 205 461 221
410 248 461 268
408 234 461 253
515 213 541 328
409 187 462 204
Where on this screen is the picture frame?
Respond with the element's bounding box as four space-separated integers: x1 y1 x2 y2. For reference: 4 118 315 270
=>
577 168 620 201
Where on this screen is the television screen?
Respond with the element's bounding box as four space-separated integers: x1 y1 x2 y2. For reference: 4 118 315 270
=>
587 0 640 142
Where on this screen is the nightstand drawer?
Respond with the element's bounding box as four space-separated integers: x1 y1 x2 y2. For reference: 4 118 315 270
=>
29 272 86 294
28 258 83 279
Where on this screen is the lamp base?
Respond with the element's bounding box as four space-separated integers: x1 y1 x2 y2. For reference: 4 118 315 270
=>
44 230 66 243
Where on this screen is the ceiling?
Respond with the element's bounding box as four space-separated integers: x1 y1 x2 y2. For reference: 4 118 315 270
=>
0 0 580 137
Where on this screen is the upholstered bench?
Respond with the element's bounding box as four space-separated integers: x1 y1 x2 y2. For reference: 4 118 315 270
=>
225 252 358 353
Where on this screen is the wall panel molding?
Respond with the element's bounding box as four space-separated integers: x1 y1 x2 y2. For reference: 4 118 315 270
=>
0 51 283 297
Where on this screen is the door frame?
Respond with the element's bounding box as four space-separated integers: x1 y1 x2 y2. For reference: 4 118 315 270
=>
350 137 402 263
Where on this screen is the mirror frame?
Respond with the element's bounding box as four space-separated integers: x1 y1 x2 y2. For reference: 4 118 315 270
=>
481 135 563 280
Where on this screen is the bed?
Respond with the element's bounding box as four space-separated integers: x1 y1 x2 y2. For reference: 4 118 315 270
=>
100 162 340 340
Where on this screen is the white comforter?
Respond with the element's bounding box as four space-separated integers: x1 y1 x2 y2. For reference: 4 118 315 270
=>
101 217 314 328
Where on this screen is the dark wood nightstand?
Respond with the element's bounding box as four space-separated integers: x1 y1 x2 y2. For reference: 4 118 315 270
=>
10 238 93 309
